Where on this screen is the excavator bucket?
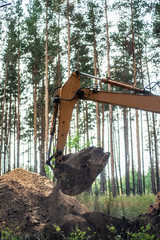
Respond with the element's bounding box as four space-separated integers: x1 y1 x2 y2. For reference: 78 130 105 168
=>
55 147 110 196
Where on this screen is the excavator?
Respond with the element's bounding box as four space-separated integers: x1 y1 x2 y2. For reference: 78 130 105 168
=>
46 71 160 196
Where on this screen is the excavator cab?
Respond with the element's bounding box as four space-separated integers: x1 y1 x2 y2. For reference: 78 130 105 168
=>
46 71 160 196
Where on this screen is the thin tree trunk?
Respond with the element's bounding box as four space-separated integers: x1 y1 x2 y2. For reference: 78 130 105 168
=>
67 0 70 78
130 0 142 194
34 75 37 173
100 103 106 194
145 49 158 193
85 102 89 144
8 92 12 172
107 120 111 195
138 35 145 194
76 103 79 151
76 33 80 150
140 112 145 194
105 0 116 197
40 79 46 176
152 113 159 192
122 44 130 196
115 160 119 195
75 36 80 151
4 100 8 173
67 0 71 153
129 110 135 195
91 5 100 147
14 97 17 169
117 112 123 194
45 0 49 163
123 108 130 196
0 62 8 176
17 47 20 168
114 126 120 195
136 110 142 194
146 112 156 194
57 14 61 87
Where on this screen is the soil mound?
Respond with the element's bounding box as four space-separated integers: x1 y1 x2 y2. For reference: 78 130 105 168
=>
0 169 89 233
0 168 160 239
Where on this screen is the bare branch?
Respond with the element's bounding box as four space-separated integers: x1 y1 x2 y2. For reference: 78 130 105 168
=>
0 3 11 8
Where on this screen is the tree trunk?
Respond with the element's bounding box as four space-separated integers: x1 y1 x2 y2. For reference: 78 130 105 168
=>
146 112 156 194
67 0 71 153
14 97 17 169
40 79 46 176
122 44 130 196
115 159 119 195
152 113 159 192
91 5 100 147
145 47 158 193
129 110 135 195
123 108 130 196
76 103 79 151
34 75 37 173
130 0 142 194
85 102 89 144
57 13 61 87
117 112 123 194
67 0 70 78
8 91 12 172
136 110 142 194
138 34 145 194
105 0 116 197
45 0 49 163
17 47 20 168
4 101 8 173
76 33 80 150
140 111 145 194
0 62 8 176
100 103 106 194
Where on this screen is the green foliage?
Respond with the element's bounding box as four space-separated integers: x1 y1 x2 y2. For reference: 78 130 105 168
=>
67 133 95 152
76 193 156 219
106 225 121 240
1 222 160 240
126 224 157 240
44 164 54 180
0 226 23 240
0 226 47 240
106 223 159 240
68 226 95 240
67 133 81 151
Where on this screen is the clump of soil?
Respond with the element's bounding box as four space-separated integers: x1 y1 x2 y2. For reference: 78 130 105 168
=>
58 147 110 195
0 168 160 239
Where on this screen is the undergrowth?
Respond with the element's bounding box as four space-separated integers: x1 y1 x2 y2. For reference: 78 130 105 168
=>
76 193 156 219
1 223 160 240
106 223 160 240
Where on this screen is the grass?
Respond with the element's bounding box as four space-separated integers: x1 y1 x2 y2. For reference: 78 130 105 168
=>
76 193 156 219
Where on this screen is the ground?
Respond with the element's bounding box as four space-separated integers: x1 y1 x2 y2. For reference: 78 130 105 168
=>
0 168 160 239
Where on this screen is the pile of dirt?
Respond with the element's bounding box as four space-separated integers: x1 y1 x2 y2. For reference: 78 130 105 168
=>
0 168 160 239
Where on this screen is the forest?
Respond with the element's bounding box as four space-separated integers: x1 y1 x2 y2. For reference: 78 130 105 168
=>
0 0 160 199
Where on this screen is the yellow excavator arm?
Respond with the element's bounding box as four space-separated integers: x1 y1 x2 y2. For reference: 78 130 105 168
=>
47 71 160 195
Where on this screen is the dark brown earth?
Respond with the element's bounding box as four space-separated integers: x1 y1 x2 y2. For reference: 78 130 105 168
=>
0 168 160 239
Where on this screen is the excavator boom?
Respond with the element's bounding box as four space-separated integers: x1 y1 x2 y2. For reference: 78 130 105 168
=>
47 71 160 196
